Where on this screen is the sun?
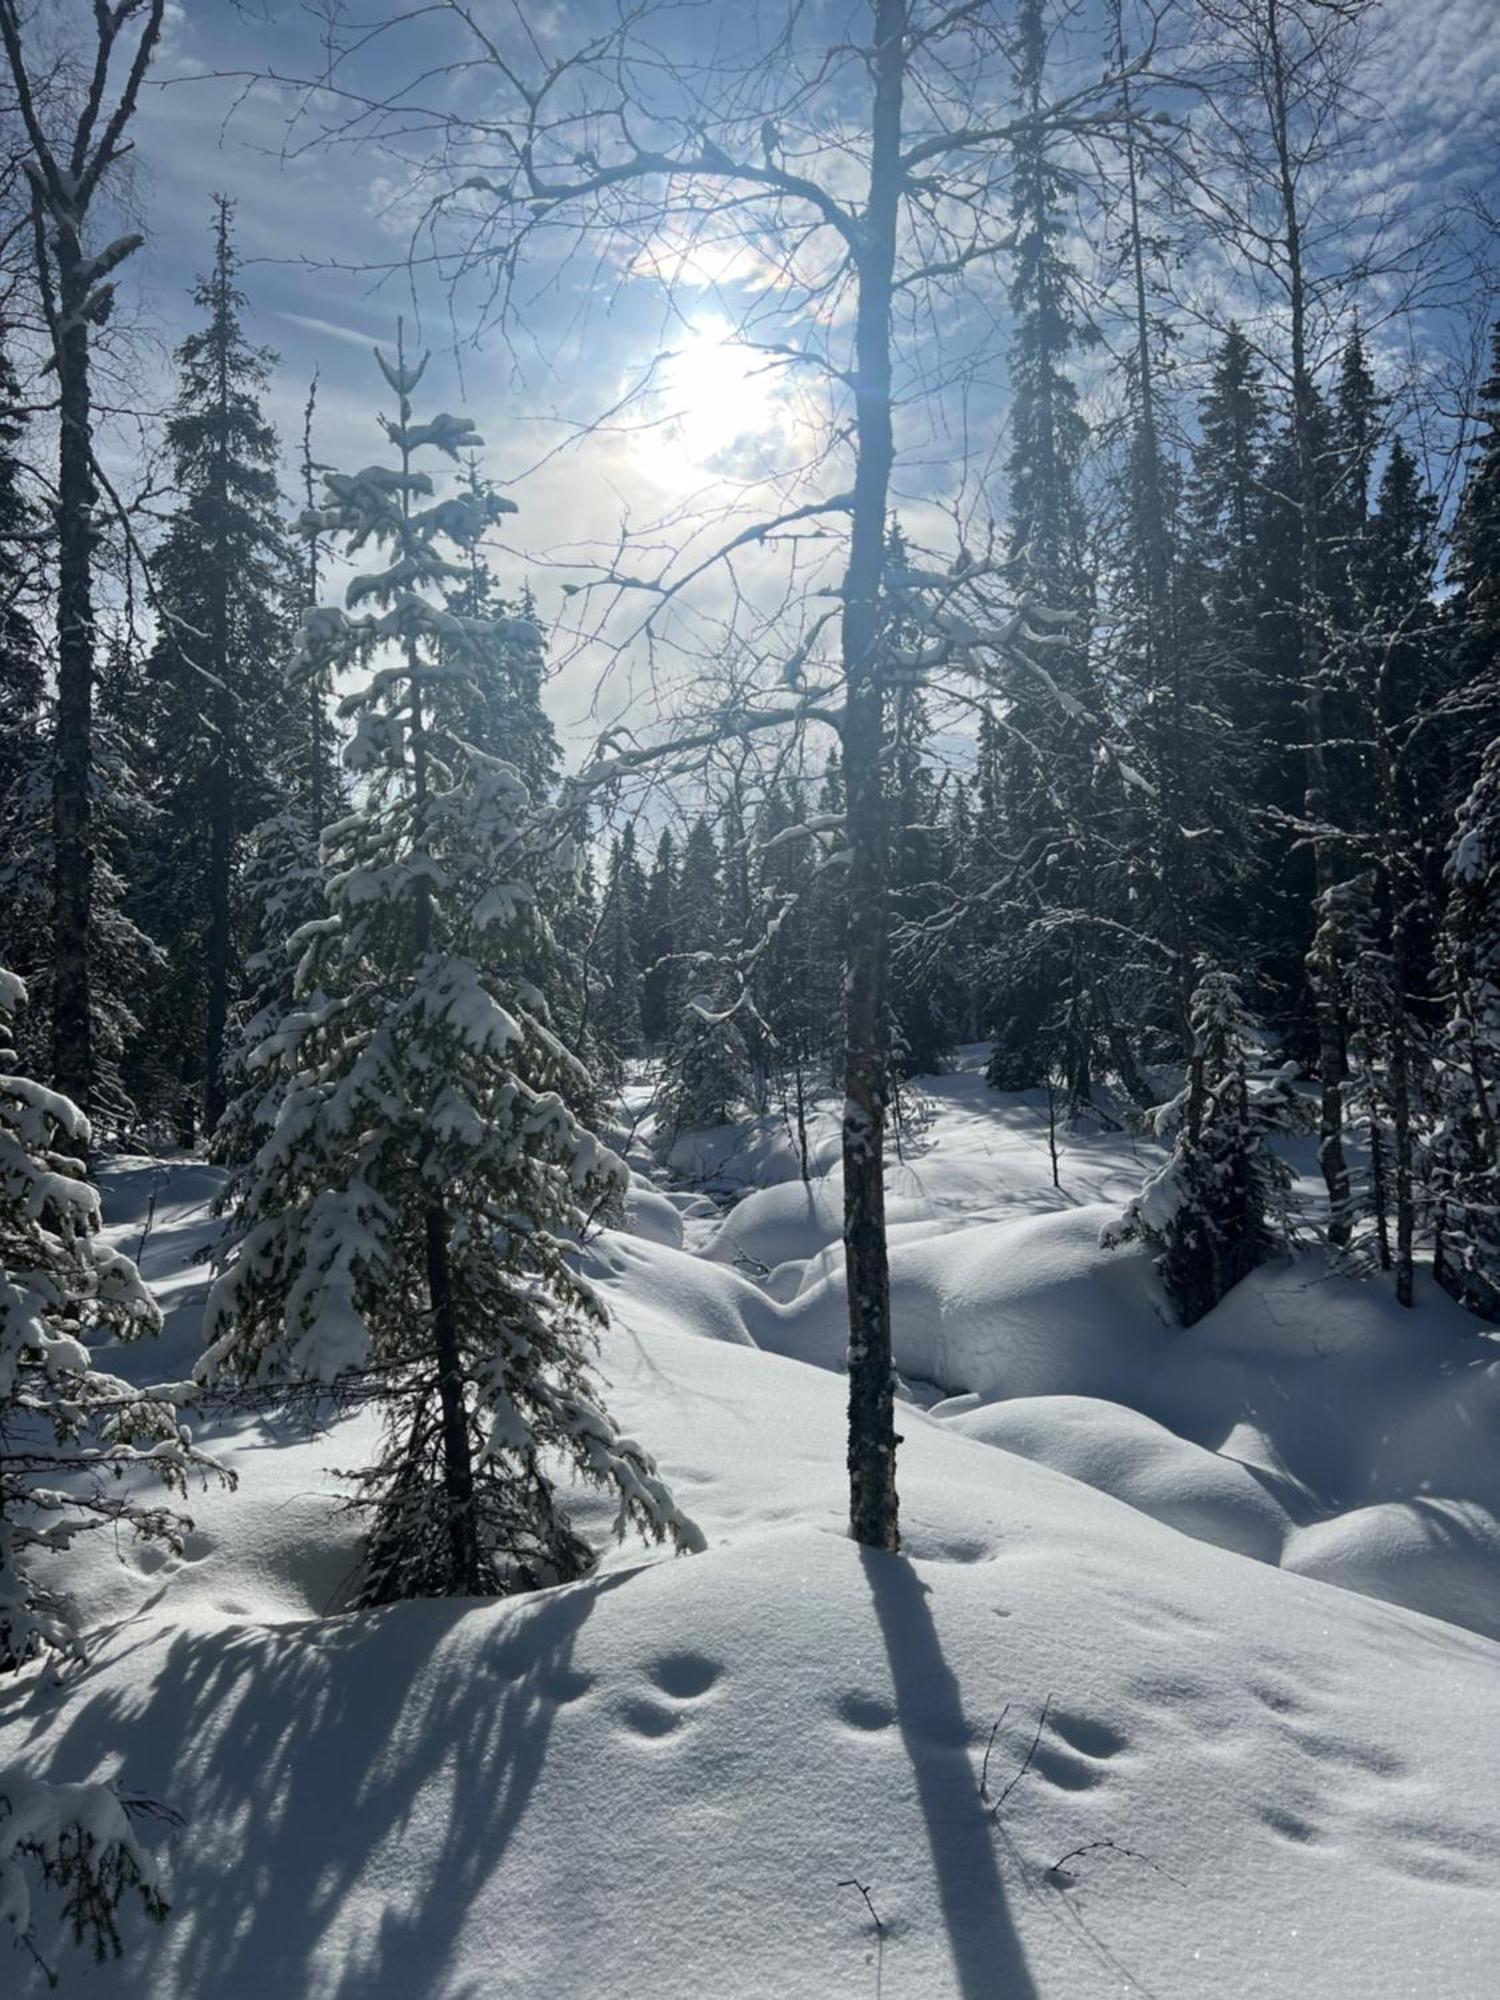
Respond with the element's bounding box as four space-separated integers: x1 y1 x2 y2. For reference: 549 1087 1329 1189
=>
643 317 787 485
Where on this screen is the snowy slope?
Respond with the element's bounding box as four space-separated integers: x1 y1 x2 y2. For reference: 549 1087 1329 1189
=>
3 1067 1499 1997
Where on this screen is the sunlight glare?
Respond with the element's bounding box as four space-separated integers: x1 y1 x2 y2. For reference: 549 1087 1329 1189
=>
643 318 785 485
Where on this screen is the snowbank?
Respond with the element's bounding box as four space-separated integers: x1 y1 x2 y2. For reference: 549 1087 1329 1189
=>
5 1310 1498 1999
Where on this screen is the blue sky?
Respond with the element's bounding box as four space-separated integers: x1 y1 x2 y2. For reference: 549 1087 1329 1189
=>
79 0 1500 742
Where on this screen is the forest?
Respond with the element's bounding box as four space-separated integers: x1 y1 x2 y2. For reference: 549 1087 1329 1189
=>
1 1 1498 1995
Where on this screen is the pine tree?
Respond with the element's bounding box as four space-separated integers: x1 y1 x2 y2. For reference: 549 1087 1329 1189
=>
1103 970 1305 1324
132 199 294 1134
200 342 700 1599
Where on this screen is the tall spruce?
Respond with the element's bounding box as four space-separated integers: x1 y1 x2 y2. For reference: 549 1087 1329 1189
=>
134 199 292 1134
987 0 1101 1102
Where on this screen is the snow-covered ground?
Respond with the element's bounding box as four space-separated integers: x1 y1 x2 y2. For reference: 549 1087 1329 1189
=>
4 1061 1499 1996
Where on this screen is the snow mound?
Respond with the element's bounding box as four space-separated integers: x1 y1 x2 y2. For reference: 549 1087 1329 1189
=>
771 1205 1169 1398
583 1232 767 1351
946 1394 1292 1563
618 1182 685 1250
1285 1500 1500 1642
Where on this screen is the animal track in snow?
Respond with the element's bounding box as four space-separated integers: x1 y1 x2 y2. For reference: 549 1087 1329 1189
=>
836 1691 896 1733
647 1652 722 1700
1369 1814 1495 1889
1048 1710 1127 1760
1257 1803 1327 1848
1033 1743 1108 1792
618 1697 683 1739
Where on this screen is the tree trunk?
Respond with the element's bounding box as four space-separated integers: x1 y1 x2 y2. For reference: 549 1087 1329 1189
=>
204 749 232 1130
1267 0 1350 1245
425 1203 482 1592
841 0 905 1554
203 210 235 1133
50 229 95 1111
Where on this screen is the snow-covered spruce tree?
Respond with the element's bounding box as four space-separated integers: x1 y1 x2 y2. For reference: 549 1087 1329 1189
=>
0 965 217 1669
131 198 295 1135
655 993 754 1152
654 816 753 1150
1431 739 1500 1319
213 381 346 1176
592 832 644 1084
1102 970 1304 1325
200 345 701 1601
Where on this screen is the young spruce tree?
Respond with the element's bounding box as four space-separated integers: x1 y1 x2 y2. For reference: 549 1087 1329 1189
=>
1103 970 1304 1324
0 968 222 1969
200 344 701 1600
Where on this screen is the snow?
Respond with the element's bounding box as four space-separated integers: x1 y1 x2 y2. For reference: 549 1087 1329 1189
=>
4 1062 1499 1994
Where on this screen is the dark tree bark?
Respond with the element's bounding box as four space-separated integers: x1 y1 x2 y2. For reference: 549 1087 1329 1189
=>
203 206 235 1130
1264 0 1352 1245
0 0 165 1115
840 0 906 1555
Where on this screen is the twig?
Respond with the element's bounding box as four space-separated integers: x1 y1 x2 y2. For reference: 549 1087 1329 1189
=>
837 1876 884 1934
135 1162 163 1266
978 1702 1012 1802
991 1692 1053 1818
1048 1837 1185 1889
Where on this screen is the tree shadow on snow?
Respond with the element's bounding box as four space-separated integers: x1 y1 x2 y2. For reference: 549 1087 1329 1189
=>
859 1548 1037 1999
37 1569 636 1998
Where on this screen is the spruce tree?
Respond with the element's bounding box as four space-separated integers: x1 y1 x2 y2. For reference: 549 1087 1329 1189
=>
133 198 293 1134
214 378 345 1172
986 0 1103 1102
0 965 224 1969
595 833 644 1077
1103 969 1304 1324
639 826 679 1047
656 816 752 1146
200 343 700 1598
1431 738 1500 1319
440 456 560 797
0 964 219 1670
1447 322 1500 765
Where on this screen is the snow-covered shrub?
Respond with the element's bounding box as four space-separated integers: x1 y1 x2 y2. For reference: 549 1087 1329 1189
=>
0 1774 168 1973
1102 970 1304 1324
0 966 218 1669
201 346 702 1603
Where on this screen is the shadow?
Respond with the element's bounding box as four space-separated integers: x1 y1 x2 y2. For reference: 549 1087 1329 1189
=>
29 1567 635 1998
858 1547 1037 1999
